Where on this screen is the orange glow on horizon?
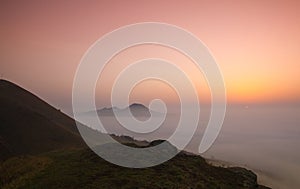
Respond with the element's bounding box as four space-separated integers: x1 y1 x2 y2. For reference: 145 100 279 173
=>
1 0 300 111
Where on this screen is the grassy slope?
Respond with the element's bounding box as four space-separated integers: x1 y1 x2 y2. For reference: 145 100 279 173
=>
0 148 267 189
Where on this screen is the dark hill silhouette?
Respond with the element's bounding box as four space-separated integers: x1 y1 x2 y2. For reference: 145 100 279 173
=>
88 103 164 118
0 79 154 161
0 79 85 160
96 103 150 117
129 103 148 109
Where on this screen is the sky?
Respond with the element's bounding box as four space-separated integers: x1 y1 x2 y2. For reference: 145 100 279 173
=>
1 0 300 113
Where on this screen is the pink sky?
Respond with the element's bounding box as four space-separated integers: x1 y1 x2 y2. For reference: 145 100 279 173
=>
1 0 300 112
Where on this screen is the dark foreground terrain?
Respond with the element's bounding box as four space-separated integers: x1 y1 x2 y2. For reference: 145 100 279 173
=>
0 79 270 189
1 148 269 189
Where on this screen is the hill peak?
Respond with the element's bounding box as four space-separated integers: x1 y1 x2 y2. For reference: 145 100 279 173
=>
129 103 147 109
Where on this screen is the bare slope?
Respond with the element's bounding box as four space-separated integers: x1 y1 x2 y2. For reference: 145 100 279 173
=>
0 79 85 159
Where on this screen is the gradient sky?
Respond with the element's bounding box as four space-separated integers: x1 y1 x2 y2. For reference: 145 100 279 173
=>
1 0 300 113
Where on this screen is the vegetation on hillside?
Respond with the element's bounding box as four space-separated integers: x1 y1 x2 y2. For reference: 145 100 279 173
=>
0 148 268 189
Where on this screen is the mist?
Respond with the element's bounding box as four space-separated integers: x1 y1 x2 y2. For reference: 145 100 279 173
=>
79 104 300 189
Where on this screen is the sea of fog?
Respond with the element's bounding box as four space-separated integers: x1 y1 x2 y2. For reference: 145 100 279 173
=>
79 105 300 189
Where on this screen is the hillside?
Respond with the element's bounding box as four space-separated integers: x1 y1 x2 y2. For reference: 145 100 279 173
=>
0 79 85 160
0 79 270 188
0 148 270 189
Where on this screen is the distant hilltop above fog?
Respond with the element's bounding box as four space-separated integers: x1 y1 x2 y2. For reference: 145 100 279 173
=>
129 103 148 109
85 103 163 117
100 103 149 112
